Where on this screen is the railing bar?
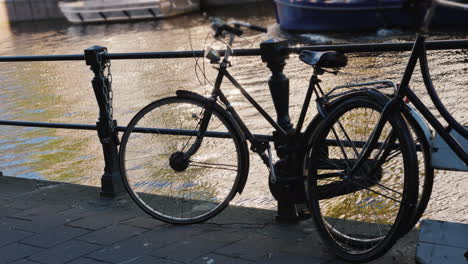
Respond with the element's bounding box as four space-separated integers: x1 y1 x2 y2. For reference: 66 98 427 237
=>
0 120 97 130
1 40 468 62
0 120 426 151
0 120 274 141
0 55 85 62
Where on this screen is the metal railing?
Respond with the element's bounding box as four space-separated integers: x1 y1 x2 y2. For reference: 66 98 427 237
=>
1 39 468 197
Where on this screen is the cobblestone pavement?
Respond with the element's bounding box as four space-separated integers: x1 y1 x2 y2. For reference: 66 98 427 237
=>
0 176 419 264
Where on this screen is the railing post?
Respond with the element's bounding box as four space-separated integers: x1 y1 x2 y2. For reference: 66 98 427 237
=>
85 45 124 197
260 39 293 133
260 39 303 223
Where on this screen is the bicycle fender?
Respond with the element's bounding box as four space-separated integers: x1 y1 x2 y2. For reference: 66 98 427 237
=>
366 89 433 161
304 89 391 145
175 90 251 195
403 105 433 160
176 90 212 104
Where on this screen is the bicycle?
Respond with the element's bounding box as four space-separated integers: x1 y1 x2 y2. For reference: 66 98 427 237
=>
304 0 468 262
119 14 428 262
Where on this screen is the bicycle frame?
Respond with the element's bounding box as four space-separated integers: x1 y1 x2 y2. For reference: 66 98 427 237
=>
197 34 321 174
350 32 468 175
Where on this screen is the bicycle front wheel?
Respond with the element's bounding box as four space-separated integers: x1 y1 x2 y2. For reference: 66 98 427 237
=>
120 96 248 224
305 93 418 262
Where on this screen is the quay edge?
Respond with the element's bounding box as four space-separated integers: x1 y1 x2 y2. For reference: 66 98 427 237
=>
0 0 268 24
0 0 63 23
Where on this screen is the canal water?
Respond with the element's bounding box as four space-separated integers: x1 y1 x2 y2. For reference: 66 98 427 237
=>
0 3 466 222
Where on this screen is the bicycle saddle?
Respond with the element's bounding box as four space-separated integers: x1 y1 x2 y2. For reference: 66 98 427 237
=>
299 50 348 69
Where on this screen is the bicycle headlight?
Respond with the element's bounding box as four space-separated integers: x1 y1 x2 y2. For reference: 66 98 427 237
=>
205 46 221 63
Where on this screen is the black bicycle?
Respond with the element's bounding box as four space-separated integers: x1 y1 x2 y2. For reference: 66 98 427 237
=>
118 12 434 262
304 0 467 262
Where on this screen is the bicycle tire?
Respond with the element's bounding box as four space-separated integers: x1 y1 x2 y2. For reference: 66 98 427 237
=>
120 96 248 224
305 95 434 238
305 92 418 262
400 110 434 236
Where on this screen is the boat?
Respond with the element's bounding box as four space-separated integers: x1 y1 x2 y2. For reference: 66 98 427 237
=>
58 0 200 24
274 0 468 32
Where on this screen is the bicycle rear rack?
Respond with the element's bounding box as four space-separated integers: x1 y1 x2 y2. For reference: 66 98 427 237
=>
323 80 397 102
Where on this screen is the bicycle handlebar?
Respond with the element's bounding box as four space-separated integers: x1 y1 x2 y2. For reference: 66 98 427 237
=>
229 20 268 33
210 17 244 38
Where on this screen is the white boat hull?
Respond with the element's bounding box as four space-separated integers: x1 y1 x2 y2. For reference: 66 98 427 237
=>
59 0 200 24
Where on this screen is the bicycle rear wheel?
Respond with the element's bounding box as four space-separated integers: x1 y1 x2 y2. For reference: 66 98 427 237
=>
120 96 248 224
400 112 434 236
305 93 418 262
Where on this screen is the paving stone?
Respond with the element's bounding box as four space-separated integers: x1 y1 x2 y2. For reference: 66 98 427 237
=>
214 235 292 262
21 225 90 248
0 199 39 210
11 205 70 220
11 214 76 233
121 217 167 230
192 228 248 244
124 256 183 264
256 252 330 264
56 208 98 220
66 213 134 230
77 224 147 246
0 176 423 264
0 228 34 247
415 242 467 264
278 233 332 260
418 220 468 249
148 224 208 242
68 257 111 264
0 206 21 217
28 240 101 264
191 253 254 264
86 239 160 263
0 243 43 264
10 259 42 264
324 260 351 264
86 226 197 263
0 178 56 201
152 238 231 263
0 216 32 231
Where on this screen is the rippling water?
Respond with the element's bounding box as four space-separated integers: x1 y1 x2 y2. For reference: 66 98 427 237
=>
0 4 466 218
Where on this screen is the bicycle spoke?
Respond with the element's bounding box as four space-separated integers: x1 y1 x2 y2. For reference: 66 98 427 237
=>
382 149 403 163
336 120 360 157
349 180 401 204
181 111 202 152
366 189 385 237
190 160 237 168
374 182 403 196
189 162 238 172
121 98 243 224
329 127 353 168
